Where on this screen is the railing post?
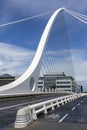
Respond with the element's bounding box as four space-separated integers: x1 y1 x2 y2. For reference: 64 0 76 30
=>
32 108 37 120
64 98 68 103
72 96 74 100
43 104 47 114
66 97 68 103
56 100 60 108
69 96 72 101
51 102 55 110
67 97 70 102
70 96 73 101
61 99 64 105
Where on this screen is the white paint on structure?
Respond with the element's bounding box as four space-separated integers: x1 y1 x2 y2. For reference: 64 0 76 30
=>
0 8 65 95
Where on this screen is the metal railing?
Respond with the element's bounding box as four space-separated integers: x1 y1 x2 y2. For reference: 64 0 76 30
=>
14 93 82 128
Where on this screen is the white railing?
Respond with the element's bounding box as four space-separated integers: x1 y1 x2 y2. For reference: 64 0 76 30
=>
14 93 82 128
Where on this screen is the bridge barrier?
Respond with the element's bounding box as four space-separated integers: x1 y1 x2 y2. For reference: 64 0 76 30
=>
14 93 82 128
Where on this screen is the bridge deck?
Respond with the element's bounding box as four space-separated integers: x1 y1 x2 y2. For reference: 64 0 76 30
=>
8 95 87 130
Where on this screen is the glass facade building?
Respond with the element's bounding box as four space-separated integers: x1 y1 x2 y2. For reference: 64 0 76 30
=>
38 73 83 93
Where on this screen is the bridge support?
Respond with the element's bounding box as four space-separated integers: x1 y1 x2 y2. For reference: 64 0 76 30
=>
0 7 65 95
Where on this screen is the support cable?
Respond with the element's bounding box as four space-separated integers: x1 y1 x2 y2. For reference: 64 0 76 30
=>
48 43 57 74
46 46 54 74
65 8 87 20
0 8 87 26
65 9 87 24
0 11 53 27
44 49 52 74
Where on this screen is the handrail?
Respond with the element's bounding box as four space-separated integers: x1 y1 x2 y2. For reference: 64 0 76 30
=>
14 93 82 128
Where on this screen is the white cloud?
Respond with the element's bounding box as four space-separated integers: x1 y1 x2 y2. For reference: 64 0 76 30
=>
0 42 35 75
0 42 87 91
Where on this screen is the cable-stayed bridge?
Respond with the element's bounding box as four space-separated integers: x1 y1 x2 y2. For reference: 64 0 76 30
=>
0 7 86 95
0 7 87 129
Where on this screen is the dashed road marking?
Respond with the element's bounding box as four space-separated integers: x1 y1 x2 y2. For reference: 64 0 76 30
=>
59 113 68 123
0 99 45 111
72 106 76 111
81 100 83 103
77 103 80 106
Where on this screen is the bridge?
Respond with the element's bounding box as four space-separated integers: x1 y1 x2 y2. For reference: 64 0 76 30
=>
0 7 86 95
0 7 87 129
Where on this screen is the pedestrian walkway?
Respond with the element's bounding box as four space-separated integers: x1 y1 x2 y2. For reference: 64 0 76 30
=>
8 120 87 130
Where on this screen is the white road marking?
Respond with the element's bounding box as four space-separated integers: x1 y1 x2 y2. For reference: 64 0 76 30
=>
59 113 68 123
72 106 76 111
46 114 60 119
81 100 83 103
77 103 80 106
0 99 44 111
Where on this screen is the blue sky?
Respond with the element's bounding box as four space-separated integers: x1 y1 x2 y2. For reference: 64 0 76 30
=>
0 0 87 91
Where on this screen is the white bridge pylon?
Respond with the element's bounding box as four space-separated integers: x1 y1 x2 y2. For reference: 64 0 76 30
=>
0 8 65 95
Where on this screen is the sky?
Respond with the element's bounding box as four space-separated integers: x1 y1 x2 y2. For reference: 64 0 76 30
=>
0 0 87 91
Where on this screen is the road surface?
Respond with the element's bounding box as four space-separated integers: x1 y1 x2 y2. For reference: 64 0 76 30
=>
8 95 87 130
0 93 65 129
38 95 87 123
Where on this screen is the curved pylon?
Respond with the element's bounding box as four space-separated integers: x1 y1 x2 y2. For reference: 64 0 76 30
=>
0 8 65 95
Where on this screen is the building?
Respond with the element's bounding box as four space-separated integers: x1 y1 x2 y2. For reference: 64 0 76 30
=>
38 72 83 93
0 74 15 87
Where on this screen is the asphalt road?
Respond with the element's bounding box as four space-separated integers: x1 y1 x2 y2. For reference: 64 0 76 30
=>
38 95 87 123
0 94 66 129
8 95 87 130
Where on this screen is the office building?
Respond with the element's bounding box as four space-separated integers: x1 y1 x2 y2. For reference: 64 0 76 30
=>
38 72 83 93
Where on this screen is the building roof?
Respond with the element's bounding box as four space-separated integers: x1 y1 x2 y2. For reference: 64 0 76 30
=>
0 74 15 79
0 74 13 77
44 72 66 77
39 72 74 81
